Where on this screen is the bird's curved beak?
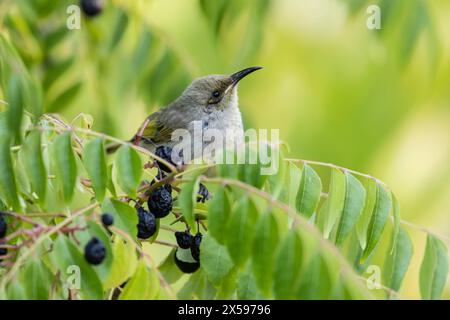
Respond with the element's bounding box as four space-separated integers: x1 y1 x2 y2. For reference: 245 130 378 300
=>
230 66 263 85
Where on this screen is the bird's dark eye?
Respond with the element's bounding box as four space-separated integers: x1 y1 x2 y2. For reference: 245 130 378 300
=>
212 90 220 98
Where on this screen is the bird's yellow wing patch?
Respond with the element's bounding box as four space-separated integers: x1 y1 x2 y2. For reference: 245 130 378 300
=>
141 118 174 144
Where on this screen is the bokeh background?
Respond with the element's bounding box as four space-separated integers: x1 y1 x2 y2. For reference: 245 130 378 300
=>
1 0 449 299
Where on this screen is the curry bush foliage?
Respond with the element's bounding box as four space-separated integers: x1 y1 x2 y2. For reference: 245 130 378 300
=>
0 0 448 300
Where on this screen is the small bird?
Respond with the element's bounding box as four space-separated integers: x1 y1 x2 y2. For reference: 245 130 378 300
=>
108 66 262 166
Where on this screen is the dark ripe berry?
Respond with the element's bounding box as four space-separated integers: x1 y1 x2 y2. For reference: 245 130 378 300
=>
101 213 114 227
136 207 157 239
84 237 106 265
0 213 7 238
80 0 104 17
190 233 202 262
0 247 7 262
155 146 176 172
163 183 172 193
174 248 200 274
197 183 210 203
175 231 192 249
148 186 173 218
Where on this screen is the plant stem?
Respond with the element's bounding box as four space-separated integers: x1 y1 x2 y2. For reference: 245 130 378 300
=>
0 202 99 290
285 158 388 187
160 225 178 233
154 240 178 248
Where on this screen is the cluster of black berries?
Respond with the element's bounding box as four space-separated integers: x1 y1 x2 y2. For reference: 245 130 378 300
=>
80 0 104 17
84 237 106 265
136 182 173 240
0 213 7 263
174 231 202 273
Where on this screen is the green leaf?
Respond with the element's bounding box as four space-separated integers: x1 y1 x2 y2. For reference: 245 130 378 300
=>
217 149 240 179
43 57 75 90
384 227 413 291
295 164 322 218
47 81 82 113
346 0 370 14
362 183 392 260
179 174 200 229
215 268 237 299
20 258 53 300
252 211 279 296
108 11 129 52
238 145 266 188
6 74 24 143
237 264 263 300
83 138 107 201
419 234 449 300
104 235 138 289
0 136 20 210
356 178 378 250
158 249 184 285
148 218 160 243
334 173 366 245
200 234 234 285
106 164 117 197
21 131 47 205
120 260 160 300
53 132 77 203
397 0 428 66
115 145 142 197
177 270 208 299
225 197 258 266
391 193 401 253
102 198 138 239
287 162 301 208
5 282 26 300
266 143 287 200
51 235 103 300
273 230 303 299
207 186 231 244
296 254 335 300
319 168 346 238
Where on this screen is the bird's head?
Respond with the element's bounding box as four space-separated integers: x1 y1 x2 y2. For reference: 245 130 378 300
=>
176 66 262 112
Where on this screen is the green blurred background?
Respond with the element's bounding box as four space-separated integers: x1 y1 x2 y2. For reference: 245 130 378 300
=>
1 0 449 299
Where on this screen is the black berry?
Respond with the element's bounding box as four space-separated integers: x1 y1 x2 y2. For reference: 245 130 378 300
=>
190 233 202 262
80 0 104 17
163 183 172 193
101 213 114 227
148 186 173 218
155 146 176 172
0 213 7 238
137 207 157 239
175 231 192 249
197 183 210 203
0 247 7 262
84 237 106 265
174 248 200 274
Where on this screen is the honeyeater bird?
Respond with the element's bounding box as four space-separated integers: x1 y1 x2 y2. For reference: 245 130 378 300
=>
108 66 262 167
